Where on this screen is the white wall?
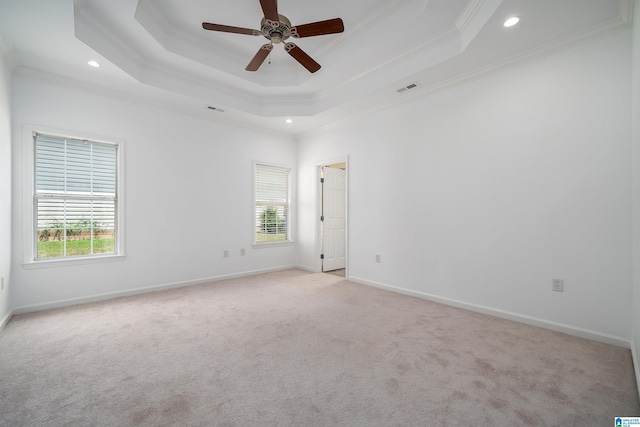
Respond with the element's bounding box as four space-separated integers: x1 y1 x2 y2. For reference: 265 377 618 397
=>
298 30 633 344
11 76 296 311
0 41 12 327
631 0 640 397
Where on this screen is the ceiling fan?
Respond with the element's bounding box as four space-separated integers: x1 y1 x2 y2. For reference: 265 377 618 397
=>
202 0 344 73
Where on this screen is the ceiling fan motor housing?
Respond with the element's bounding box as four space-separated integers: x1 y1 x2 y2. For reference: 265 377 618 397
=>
261 14 293 43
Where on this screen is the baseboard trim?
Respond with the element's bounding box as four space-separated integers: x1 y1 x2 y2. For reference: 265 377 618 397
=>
632 339 640 401
12 265 296 315
0 309 13 332
349 276 630 349
294 264 317 273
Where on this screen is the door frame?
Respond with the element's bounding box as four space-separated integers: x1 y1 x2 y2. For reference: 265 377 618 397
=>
315 156 349 276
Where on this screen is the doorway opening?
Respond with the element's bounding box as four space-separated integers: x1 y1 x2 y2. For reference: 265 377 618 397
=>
319 159 347 277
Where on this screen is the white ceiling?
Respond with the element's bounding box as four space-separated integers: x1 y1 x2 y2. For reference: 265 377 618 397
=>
0 0 633 136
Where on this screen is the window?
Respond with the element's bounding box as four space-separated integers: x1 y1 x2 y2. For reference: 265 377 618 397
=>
254 162 291 245
24 127 124 264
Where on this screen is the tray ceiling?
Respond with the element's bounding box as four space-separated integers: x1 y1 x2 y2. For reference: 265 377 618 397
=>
0 0 632 135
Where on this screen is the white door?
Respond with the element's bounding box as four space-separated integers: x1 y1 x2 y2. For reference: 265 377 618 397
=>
322 166 346 271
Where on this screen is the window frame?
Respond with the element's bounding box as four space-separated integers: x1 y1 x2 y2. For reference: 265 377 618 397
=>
253 161 293 247
22 124 125 268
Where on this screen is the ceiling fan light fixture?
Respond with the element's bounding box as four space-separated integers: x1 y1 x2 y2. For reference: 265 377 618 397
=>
202 0 344 73
503 16 520 27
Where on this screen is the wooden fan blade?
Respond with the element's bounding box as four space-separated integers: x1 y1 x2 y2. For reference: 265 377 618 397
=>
246 44 273 71
202 22 261 36
259 0 279 22
291 18 344 38
285 43 321 73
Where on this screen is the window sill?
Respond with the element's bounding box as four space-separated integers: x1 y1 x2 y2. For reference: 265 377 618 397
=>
252 240 295 249
23 254 126 269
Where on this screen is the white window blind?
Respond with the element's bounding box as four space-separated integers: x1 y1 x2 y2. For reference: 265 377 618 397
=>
34 133 118 259
255 163 290 244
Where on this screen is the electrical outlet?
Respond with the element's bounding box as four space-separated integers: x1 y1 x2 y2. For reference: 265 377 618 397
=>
223 250 229 258
240 248 245 256
375 254 381 263
552 279 564 292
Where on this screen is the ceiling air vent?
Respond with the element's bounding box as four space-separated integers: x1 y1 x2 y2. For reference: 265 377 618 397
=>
396 82 420 93
207 106 225 112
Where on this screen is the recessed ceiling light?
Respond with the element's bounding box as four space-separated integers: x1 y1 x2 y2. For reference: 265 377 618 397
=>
87 60 101 68
503 16 520 27
286 119 293 124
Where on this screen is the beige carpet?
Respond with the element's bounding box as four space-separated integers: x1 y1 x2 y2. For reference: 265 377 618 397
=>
0 269 638 426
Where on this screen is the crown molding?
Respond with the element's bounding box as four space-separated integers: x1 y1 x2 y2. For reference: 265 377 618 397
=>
74 0 146 75
0 16 17 71
134 0 266 80
314 25 459 105
619 0 634 26
456 0 503 50
416 5 632 106
313 0 495 104
300 8 632 139
12 66 293 139
79 0 428 118
73 0 486 118
60 0 637 138
75 0 276 114
410 0 633 104
456 0 489 33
